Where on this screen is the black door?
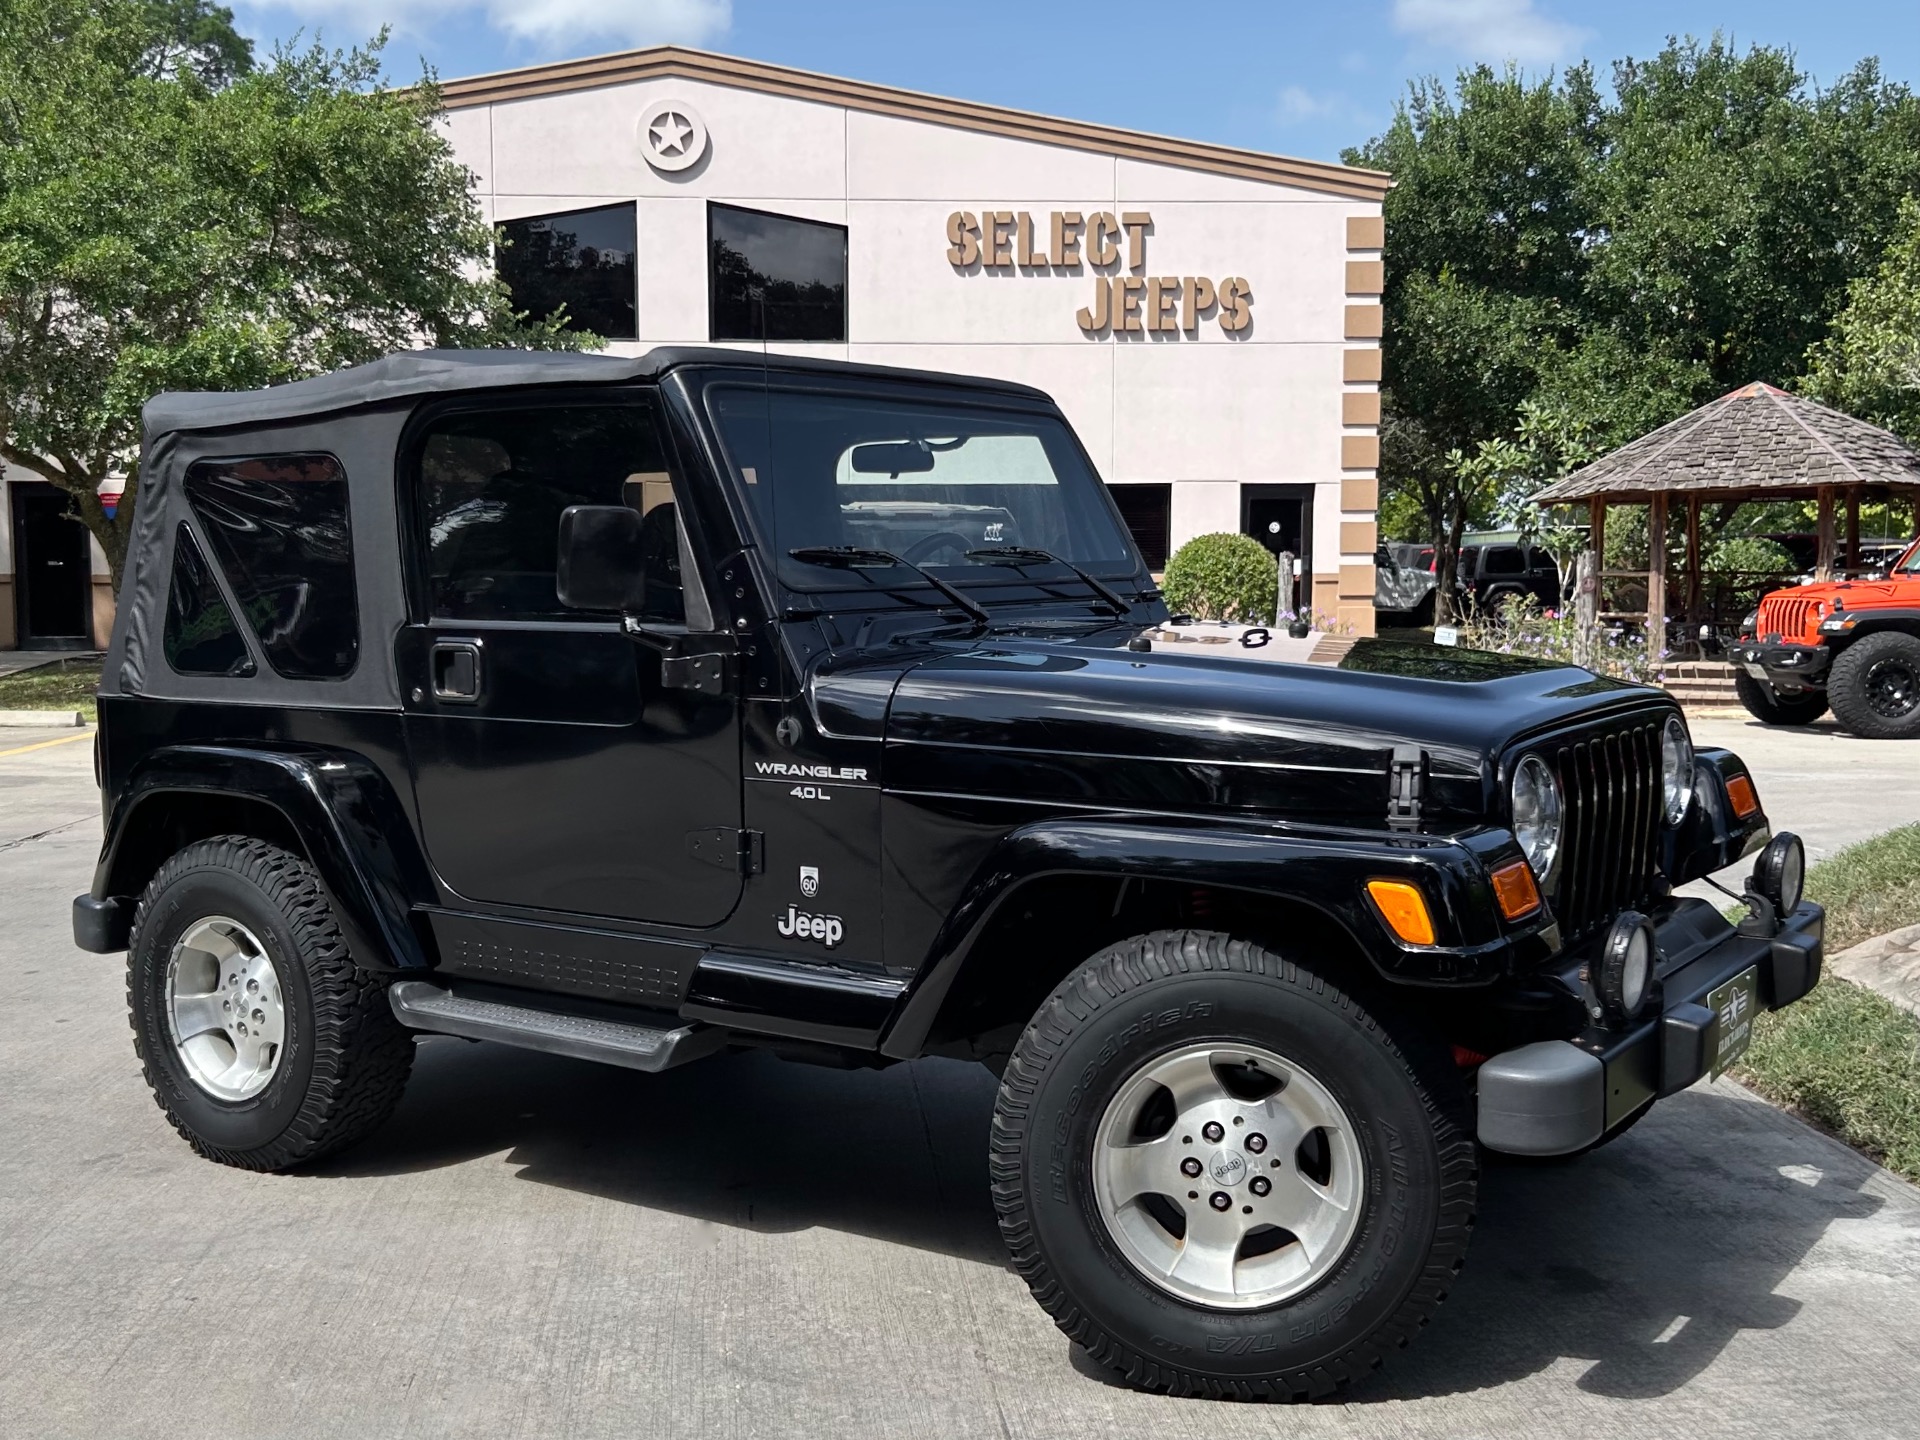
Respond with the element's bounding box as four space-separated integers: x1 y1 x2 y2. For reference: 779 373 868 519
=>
11 483 91 644
1241 483 1314 617
397 394 743 929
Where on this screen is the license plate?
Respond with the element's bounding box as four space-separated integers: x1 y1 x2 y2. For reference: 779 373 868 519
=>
1708 967 1760 1079
1744 662 1770 680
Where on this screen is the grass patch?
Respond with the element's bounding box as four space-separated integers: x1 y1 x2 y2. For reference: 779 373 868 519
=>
1737 822 1920 1185
1798 822 1920 952
0 656 101 721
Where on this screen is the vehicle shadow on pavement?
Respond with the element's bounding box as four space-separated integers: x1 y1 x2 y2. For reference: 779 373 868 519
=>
326 1042 1886 1400
324 1038 1011 1265
1365 1085 1886 1402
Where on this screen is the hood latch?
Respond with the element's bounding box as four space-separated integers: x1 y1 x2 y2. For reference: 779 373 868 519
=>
1387 746 1425 832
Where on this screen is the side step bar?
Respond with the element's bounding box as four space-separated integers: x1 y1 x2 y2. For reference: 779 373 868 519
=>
388 980 725 1073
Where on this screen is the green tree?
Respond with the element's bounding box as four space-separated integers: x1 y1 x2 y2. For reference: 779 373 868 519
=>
0 0 583 586
1802 196 1920 445
141 0 253 86
1349 38 1920 582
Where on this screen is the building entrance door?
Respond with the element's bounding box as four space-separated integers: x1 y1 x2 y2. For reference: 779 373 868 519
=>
10 482 92 647
1241 483 1314 620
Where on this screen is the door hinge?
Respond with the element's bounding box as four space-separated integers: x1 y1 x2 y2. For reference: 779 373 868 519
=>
1387 745 1425 831
687 827 765 875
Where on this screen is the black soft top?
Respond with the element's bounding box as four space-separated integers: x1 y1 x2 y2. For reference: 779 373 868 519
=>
142 346 1052 436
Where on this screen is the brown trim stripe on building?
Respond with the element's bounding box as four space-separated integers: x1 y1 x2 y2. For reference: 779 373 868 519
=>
1341 391 1381 426
1341 435 1381 470
1342 349 1383 382
428 47 1394 201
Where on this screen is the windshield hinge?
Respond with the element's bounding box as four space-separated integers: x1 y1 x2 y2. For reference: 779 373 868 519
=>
1387 746 1425 832
687 828 765 875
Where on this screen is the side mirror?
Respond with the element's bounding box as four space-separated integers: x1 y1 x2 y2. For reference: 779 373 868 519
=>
556 505 647 612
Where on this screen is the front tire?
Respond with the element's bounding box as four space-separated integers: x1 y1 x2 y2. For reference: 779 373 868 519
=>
128 836 414 1170
990 930 1476 1399
1733 670 1830 726
1828 631 1920 739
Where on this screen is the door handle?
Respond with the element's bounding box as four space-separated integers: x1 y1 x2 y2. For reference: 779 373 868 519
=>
430 639 483 703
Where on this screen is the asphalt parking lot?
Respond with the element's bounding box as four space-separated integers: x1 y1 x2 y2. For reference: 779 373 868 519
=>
3 717 1919 1439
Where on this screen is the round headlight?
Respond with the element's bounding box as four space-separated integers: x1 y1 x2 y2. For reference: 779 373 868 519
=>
1596 911 1656 1022
1741 609 1759 636
1510 754 1563 880
1662 714 1695 826
1753 832 1806 915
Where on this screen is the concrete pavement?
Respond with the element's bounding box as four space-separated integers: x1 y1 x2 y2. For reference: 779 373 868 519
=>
3 725 1918 1438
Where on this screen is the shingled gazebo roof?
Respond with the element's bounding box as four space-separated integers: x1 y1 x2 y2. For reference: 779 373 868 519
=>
1534 382 1920 502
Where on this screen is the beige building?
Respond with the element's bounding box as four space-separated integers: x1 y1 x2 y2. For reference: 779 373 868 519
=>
435 47 1387 633
0 46 1387 652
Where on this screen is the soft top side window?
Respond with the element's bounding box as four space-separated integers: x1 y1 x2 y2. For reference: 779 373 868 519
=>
414 399 695 625
164 523 255 678
183 454 357 680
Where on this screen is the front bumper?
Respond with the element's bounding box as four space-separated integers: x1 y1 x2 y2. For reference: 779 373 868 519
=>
1729 640 1831 689
1477 896 1823 1155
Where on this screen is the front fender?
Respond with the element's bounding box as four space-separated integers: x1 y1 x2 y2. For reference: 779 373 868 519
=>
880 816 1548 1059
1664 747 1771 885
91 744 432 971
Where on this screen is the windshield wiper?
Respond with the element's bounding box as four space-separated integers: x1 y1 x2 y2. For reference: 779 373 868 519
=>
787 546 992 628
965 545 1131 615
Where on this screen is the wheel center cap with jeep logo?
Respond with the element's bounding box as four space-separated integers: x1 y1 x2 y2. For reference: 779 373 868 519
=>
1207 1150 1247 1187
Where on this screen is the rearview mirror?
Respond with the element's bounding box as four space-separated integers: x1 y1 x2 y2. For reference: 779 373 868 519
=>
849 441 935 475
556 505 647 611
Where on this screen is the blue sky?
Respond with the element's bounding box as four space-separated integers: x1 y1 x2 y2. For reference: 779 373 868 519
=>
229 0 1920 165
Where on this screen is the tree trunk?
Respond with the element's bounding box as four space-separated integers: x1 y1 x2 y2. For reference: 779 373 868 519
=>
1432 503 1467 629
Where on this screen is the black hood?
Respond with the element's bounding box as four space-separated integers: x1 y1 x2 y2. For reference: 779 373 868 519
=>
880 633 1671 823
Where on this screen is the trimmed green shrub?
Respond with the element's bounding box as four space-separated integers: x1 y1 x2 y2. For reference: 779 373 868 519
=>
1163 531 1283 624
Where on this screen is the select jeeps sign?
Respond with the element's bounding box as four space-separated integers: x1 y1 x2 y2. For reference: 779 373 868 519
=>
945 209 1251 337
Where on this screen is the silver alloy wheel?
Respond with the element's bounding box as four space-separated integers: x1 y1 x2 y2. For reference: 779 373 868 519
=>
165 916 286 1102
1092 1043 1365 1310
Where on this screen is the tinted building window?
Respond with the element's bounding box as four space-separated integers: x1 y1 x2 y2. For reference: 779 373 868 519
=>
710 203 847 342
184 455 358 679
164 524 254 677
1107 483 1172 570
417 403 685 624
497 204 638 341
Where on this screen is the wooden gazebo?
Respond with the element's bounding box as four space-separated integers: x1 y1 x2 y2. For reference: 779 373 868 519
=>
1534 382 1920 644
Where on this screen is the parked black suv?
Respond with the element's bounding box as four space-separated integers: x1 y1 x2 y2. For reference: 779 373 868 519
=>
74 349 1820 1400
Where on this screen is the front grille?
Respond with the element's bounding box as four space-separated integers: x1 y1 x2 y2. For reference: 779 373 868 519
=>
1757 594 1818 642
1545 719 1664 944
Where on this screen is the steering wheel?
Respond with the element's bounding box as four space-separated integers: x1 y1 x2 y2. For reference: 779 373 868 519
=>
902 531 973 566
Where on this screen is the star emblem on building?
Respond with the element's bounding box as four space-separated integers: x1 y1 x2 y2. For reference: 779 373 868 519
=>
649 112 693 158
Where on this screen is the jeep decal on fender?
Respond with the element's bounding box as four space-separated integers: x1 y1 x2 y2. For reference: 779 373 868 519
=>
777 905 844 948
754 761 870 782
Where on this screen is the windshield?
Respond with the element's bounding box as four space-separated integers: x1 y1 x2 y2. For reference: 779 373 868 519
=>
706 386 1140 591
1898 539 1920 575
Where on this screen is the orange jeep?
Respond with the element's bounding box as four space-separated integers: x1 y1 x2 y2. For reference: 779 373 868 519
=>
1731 537 1920 737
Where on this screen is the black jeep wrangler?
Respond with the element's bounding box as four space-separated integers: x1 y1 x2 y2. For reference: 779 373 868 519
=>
74 349 1821 1400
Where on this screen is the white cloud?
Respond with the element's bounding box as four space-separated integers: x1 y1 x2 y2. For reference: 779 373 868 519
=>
240 0 731 52
1277 85 1338 123
1391 0 1589 65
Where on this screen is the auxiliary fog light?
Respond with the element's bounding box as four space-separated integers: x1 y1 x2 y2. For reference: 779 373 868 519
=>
1596 911 1656 1022
1751 832 1806 916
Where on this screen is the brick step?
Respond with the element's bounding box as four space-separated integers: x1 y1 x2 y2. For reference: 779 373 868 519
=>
1661 661 1741 708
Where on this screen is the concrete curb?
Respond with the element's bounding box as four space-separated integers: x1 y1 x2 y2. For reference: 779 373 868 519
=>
0 710 85 728
1828 923 1920 1018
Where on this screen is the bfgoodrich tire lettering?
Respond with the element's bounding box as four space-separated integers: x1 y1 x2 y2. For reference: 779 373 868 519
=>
128 836 413 1170
991 929 1476 1399
1828 631 1920 739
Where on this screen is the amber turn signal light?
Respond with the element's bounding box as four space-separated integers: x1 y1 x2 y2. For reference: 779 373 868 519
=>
1489 859 1542 920
1367 879 1436 946
1726 774 1759 818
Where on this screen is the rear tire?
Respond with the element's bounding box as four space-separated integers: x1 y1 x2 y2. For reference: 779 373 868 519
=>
127 836 414 1171
1828 631 1920 739
1733 670 1830 726
990 929 1476 1400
